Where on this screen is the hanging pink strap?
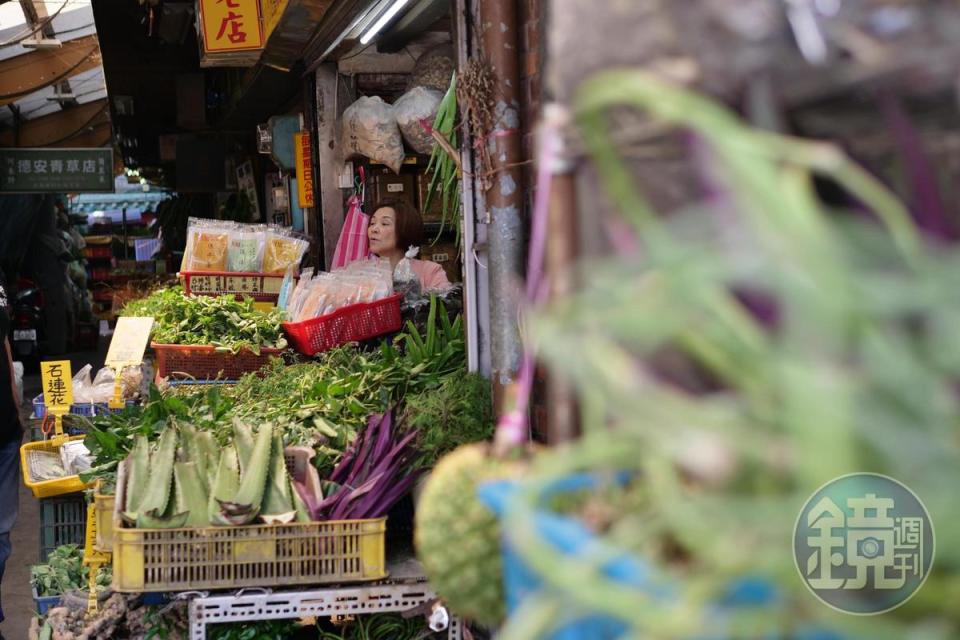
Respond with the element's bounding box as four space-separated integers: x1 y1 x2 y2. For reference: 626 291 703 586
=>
332 194 370 269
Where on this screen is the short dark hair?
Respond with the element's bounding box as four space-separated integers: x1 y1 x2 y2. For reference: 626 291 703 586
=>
372 197 423 249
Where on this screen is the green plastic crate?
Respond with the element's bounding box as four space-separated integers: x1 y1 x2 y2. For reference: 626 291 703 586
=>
39 493 87 562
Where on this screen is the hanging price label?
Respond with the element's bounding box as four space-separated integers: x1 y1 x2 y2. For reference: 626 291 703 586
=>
40 360 73 414
105 317 154 368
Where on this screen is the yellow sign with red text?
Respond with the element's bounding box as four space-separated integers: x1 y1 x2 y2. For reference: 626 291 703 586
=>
260 0 288 41
198 0 264 53
294 131 315 208
40 360 73 413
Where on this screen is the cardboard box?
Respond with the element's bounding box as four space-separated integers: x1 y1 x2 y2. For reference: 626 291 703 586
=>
366 167 415 211
423 242 462 283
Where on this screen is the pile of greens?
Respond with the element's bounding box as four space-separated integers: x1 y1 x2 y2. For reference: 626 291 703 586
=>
84 296 469 484
317 613 431 640
31 544 111 597
121 286 287 353
82 385 234 490
209 620 299 640
402 372 494 469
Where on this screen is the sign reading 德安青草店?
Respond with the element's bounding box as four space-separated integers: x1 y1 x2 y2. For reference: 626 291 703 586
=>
0 148 113 193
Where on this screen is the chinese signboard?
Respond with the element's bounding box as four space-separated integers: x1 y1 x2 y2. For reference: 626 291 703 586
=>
260 0 288 42
187 274 283 295
40 360 74 412
794 473 935 614
106 317 154 367
198 0 264 54
0 148 113 193
294 132 314 208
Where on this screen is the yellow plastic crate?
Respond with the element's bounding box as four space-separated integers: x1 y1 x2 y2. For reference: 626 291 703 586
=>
111 518 387 592
20 436 93 498
93 493 115 553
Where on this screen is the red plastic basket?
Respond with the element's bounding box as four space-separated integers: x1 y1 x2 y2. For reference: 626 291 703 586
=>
282 294 403 356
151 343 282 380
180 271 290 303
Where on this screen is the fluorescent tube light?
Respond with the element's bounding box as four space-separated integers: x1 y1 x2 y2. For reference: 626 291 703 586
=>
359 0 410 44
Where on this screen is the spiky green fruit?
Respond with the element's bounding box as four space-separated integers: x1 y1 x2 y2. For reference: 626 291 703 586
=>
415 443 522 628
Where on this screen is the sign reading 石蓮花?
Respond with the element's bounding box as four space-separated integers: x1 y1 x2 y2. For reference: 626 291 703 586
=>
0 148 114 193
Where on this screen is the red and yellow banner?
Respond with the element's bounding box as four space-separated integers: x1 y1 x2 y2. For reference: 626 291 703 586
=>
198 0 264 53
294 131 315 208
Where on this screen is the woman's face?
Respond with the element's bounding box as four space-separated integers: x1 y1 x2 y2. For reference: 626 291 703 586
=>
368 206 398 256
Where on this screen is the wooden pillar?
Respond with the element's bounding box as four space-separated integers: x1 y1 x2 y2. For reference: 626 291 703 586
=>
313 63 354 270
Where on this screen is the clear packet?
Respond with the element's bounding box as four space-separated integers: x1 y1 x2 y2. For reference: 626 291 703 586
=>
227 223 266 272
263 226 309 274
277 266 297 312
184 218 230 272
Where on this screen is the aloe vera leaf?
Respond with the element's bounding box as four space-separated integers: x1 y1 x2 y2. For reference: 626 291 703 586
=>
124 435 150 513
262 434 294 516
290 477 311 522
208 446 241 526
233 420 256 474
138 427 178 517
175 461 210 528
136 510 189 529
196 430 218 475
219 422 272 523
179 423 208 484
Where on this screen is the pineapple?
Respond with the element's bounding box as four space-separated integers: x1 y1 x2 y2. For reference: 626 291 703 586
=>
415 443 522 628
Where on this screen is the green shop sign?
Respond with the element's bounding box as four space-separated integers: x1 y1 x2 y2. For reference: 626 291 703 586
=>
0 148 113 193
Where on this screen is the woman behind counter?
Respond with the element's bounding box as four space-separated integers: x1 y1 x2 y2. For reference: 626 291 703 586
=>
367 198 452 291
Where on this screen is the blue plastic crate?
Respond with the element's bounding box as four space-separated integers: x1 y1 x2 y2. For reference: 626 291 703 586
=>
33 393 136 419
32 586 61 616
478 476 846 640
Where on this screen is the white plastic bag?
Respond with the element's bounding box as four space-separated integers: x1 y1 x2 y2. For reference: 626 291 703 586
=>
341 96 405 173
394 87 443 154
393 246 422 304
12 362 23 407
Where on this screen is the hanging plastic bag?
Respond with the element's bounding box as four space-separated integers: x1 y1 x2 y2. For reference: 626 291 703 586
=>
341 96 405 173
394 87 444 154
332 194 371 269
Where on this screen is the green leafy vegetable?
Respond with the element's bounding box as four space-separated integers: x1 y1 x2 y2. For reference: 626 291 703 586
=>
31 545 110 597
402 371 494 469
121 286 287 353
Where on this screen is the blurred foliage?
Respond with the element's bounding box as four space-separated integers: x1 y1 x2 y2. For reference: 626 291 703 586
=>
500 70 960 639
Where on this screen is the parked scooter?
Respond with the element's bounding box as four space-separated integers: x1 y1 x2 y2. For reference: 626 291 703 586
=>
11 280 43 372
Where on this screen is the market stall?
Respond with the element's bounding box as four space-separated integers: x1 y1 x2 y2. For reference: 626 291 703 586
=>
23 249 489 638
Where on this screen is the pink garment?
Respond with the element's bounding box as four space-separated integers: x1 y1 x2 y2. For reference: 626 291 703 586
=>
331 195 370 269
410 258 452 291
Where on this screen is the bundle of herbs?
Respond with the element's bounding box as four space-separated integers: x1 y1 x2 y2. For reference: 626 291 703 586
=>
121 286 287 353
85 298 467 493
317 613 433 640
31 544 111 597
300 411 420 521
401 372 494 469
81 385 234 491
